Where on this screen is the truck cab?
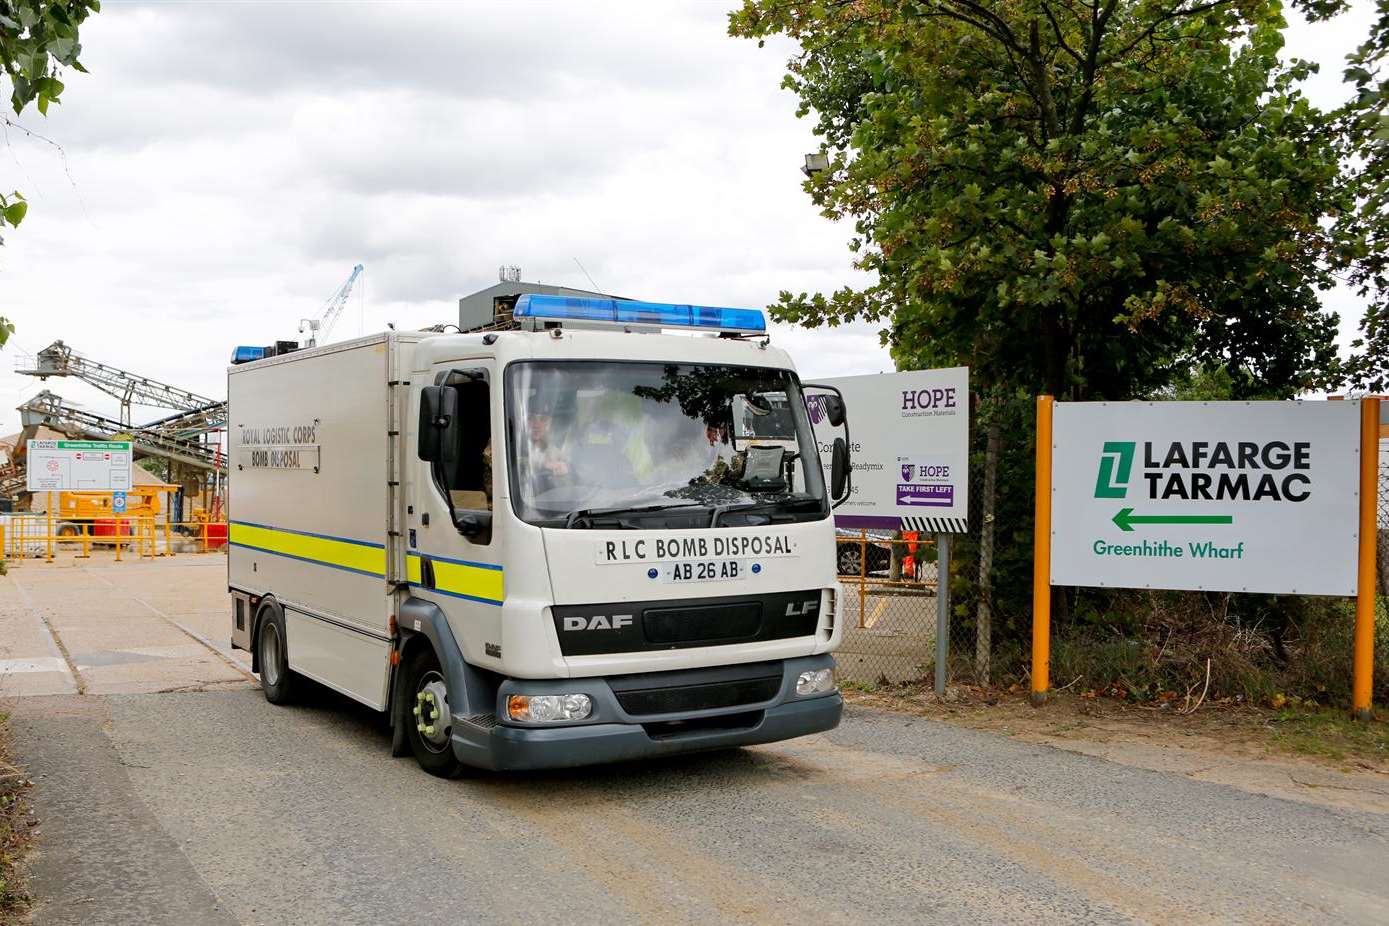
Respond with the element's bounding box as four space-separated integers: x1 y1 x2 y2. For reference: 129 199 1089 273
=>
229 295 850 775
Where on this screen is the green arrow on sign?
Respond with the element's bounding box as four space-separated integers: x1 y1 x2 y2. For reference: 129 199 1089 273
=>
1112 508 1234 532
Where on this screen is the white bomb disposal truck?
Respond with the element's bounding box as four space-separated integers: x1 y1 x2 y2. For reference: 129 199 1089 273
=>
227 295 852 775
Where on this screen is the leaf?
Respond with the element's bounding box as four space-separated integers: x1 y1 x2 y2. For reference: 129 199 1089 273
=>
3 200 28 227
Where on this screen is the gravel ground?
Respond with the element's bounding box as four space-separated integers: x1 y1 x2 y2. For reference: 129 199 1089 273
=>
10 690 1389 926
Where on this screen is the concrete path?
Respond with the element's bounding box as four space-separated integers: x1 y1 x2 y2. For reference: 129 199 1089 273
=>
3 557 1388 925
0 554 253 698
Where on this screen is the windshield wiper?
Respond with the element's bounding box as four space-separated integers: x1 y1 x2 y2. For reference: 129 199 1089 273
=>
562 501 701 529
709 494 822 528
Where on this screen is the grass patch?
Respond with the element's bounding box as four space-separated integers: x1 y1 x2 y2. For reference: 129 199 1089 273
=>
0 711 32 919
1266 708 1389 767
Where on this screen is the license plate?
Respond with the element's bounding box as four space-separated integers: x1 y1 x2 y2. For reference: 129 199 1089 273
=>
662 559 744 583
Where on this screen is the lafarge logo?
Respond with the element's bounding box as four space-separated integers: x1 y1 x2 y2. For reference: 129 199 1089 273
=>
1089 438 1314 533
1093 442 1135 498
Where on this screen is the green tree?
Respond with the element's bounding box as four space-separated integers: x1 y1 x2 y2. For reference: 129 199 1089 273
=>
0 0 101 347
1319 0 1389 390
730 0 1346 401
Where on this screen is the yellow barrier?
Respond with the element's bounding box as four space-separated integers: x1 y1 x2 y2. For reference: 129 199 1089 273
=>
0 515 228 561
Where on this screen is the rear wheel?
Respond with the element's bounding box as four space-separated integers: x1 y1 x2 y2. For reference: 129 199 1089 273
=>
257 607 298 704
403 646 465 778
837 544 863 576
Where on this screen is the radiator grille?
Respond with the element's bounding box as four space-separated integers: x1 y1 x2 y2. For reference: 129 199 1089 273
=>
614 673 781 717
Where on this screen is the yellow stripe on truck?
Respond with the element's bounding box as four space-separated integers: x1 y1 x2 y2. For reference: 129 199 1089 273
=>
406 552 504 606
229 521 386 578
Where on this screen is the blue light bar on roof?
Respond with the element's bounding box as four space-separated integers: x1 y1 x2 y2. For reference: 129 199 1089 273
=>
513 294 767 334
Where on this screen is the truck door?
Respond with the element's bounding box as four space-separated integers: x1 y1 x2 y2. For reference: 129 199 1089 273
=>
407 362 505 655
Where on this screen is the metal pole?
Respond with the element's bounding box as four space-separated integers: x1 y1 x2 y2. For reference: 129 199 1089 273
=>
46 492 54 562
935 532 951 695
1353 397 1379 720
1031 395 1055 705
858 528 867 629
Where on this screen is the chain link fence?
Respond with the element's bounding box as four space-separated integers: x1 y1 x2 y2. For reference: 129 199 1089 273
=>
834 534 943 686
1378 439 1388 597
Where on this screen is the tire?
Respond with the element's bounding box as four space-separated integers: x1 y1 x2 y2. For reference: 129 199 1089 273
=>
257 605 298 705
402 645 465 778
837 544 863 576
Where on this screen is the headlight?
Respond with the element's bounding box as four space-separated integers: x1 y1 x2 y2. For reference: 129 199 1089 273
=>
507 693 593 723
796 668 835 696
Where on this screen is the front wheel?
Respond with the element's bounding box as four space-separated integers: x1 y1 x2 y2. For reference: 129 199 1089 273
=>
403 646 466 778
837 544 863 576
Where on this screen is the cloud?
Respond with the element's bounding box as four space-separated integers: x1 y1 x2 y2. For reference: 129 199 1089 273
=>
101 2 725 102
0 0 1370 439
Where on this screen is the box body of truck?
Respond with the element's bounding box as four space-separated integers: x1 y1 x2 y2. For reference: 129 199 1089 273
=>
228 334 414 708
229 313 844 773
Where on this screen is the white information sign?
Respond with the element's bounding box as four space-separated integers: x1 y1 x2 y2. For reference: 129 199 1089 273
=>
26 440 134 492
1050 401 1361 595
811 367 970 533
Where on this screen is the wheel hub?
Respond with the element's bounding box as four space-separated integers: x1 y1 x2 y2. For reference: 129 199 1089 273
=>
413 673 451 750
260 625 281 687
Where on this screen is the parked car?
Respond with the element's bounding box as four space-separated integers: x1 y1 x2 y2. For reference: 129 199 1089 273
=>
835 530 893 576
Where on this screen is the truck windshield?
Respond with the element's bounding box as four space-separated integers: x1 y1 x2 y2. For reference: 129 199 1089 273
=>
505 360 828 528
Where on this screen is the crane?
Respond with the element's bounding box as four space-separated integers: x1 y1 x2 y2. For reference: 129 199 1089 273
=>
300 264 364 348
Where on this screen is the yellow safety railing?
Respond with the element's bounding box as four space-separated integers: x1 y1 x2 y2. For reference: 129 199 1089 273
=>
0 514 229 561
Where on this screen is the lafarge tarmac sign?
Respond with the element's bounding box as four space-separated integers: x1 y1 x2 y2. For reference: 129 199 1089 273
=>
1050 401 1361 595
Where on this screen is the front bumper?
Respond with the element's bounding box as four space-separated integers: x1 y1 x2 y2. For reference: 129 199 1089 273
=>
449 654 842 771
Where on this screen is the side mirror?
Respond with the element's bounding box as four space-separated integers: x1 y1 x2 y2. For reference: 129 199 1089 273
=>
822 394 846 428
418 386 459 463
831 437 850 502
456 511 492 540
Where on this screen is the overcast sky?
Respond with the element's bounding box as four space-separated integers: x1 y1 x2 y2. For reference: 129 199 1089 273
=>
0 0 1377 433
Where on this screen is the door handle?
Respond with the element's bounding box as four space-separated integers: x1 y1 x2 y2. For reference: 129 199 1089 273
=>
421 557 436 589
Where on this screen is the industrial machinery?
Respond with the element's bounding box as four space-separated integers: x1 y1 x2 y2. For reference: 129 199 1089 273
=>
10 345 227 515
15 339 220 427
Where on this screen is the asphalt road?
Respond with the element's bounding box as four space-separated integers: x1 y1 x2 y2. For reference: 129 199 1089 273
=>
11 690 1389 926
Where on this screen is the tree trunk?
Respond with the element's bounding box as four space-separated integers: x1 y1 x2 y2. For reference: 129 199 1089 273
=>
975 420 1001 685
